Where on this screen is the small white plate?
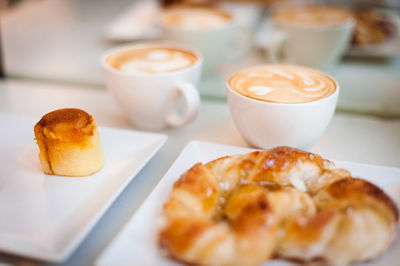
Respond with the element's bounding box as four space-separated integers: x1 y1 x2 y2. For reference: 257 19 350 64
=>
0 112 167 262
347 38 400 58
96 140 400 266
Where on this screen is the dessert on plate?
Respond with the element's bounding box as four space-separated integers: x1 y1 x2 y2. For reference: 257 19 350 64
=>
159 146 398 265
351 9 398 46
34 108 105 177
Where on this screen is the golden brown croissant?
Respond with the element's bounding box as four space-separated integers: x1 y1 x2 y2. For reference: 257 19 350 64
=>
159 146 398 266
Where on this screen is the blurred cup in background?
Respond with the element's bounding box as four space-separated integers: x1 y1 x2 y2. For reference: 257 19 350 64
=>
264 4 355 70
218 1 265 55
160 6 247 75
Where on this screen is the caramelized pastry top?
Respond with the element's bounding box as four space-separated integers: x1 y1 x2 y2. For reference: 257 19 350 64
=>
35 108 95 143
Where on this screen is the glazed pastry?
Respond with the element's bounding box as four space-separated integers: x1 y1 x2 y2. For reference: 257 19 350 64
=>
351 9 398 46
159 146 398 266
34 108 105 177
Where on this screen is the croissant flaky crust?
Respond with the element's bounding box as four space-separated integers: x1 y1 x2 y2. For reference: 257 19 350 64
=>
34 108 105 177
159 146 398 266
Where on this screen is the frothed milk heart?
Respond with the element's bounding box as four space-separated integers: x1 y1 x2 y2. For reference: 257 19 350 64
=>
162 8 232 30
229 65 337 104
273 5 352 26
106 47 198 74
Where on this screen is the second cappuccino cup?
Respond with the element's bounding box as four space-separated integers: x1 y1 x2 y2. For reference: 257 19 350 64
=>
160 7 239 74
265 5 355 69
227 64 339 150
102 43 202 131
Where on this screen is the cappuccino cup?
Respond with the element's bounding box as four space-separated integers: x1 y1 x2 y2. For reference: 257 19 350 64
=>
160 7 243 74
264 5 355 69
102 43 202 131
227 64 339 149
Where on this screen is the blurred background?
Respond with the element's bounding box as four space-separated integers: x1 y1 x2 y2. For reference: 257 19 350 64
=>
1 0 399 115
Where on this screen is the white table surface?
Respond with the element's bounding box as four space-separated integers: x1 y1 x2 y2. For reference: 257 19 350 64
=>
0 79 399 265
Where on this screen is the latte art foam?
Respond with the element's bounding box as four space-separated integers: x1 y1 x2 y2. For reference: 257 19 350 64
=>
106 47 198 74
273 6 352 27
162 8 232 30
229 65 337 103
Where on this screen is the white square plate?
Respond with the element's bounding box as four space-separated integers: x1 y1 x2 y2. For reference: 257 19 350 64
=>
96 140 400 266
0 113 167 262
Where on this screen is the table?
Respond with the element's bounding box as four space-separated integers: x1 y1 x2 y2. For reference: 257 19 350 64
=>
0 79 399 265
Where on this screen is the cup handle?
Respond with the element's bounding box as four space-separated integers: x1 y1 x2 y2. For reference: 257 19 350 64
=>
166 81 200 127
264 30 287 63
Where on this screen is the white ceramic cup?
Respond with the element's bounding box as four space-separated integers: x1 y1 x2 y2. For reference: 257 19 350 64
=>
160 8 242 74
226 65 339 150
102 43 202 131
265 7 355 69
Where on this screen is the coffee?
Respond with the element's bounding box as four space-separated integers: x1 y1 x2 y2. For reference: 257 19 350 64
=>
106 47 198 74
229 65 337 104
102 43 202 130
162 8 232 30
272 5 352 27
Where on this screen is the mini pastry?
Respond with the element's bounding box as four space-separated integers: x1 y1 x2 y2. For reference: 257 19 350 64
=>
34 108 105 177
